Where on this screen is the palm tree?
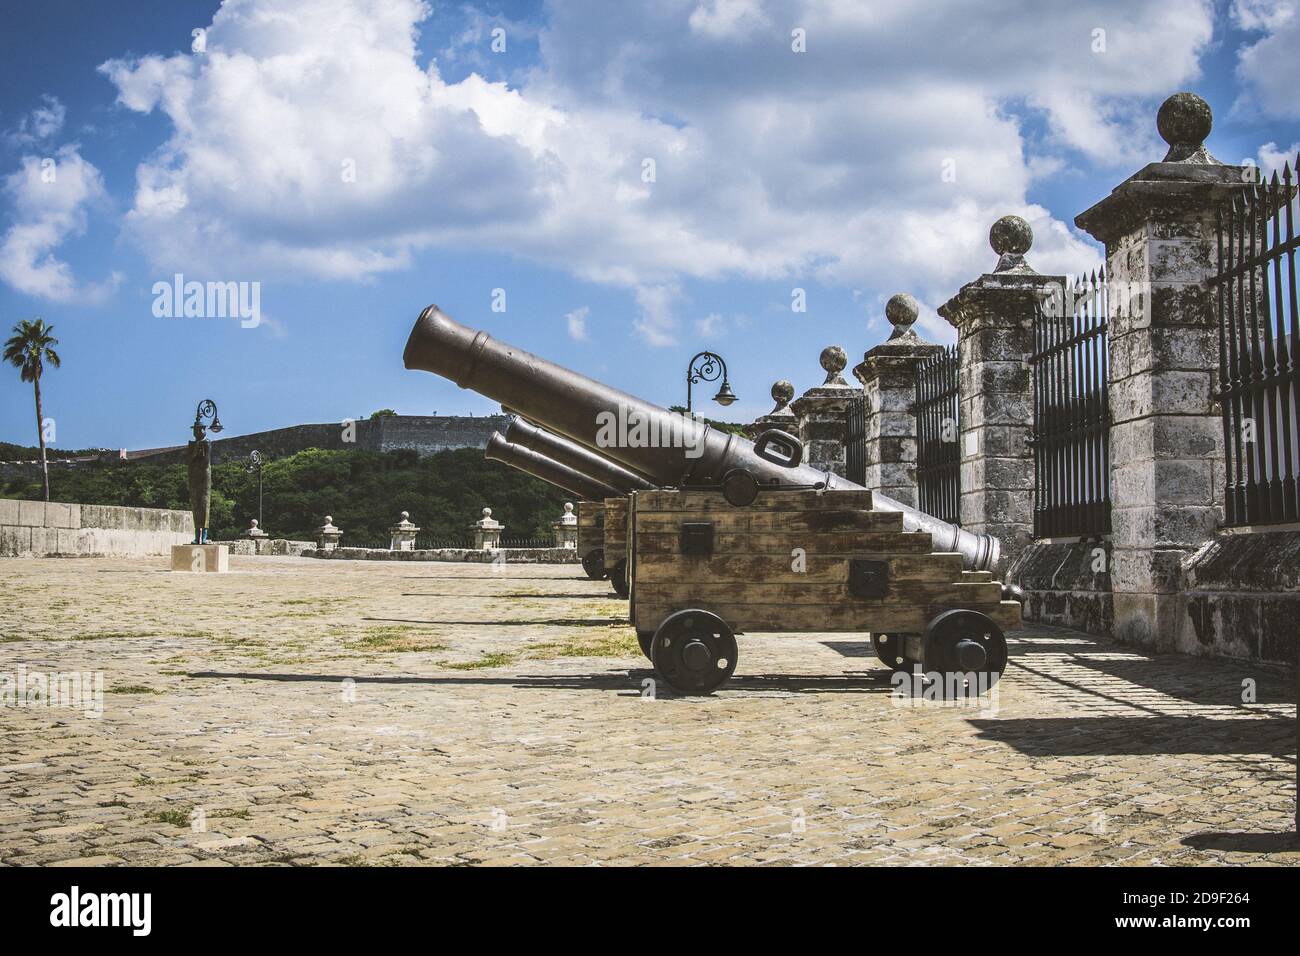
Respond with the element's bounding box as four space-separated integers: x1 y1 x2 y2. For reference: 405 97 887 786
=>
4 318 62 501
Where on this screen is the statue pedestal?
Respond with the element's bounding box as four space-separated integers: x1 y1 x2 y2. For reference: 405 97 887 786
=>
170 544 230 573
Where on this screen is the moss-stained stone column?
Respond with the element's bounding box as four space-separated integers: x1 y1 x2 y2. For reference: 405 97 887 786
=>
745 380 798 440
852 294 941 506
1074 92 1249 652
791 346 857 478
939 217 1063 566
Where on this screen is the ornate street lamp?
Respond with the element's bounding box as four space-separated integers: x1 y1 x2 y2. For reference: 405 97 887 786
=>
685 350 737 414
246 450 265 528
193 398 224 435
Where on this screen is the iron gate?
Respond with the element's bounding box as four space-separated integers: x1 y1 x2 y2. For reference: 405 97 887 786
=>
1029 272 1111 538
915 345 960 524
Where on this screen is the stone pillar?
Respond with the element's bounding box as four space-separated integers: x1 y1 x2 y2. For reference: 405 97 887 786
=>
553 501 577 549
472 507 503 550
790 346 857 477
938 216 1063 566
316 516 342 551
745 380 798 440
1074 92 1248 651
389 511 420 551
852 293 942 506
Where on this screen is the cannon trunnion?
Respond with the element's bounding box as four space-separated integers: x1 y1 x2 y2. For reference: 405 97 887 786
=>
628 487 1020 696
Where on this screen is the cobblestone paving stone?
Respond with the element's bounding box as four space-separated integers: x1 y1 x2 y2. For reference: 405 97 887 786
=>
0 556 1295 867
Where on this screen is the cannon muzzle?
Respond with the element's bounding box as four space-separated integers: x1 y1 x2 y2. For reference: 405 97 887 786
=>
485 432 622 502
504 415 655 495
407 305 999 571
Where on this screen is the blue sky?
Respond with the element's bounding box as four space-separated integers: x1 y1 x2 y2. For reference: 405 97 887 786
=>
2 0 1298 451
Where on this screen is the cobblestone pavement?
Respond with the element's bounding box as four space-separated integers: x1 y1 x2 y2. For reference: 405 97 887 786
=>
0 556 1295 866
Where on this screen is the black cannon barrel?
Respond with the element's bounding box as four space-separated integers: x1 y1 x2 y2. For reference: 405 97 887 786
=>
407 306 998 571
485 432 622 502
504 415 655 494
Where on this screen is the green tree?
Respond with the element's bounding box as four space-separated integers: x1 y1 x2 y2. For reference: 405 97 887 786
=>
3 318 62 501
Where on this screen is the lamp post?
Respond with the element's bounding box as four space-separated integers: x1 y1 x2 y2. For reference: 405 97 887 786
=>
246 450 264 528
685 350 737 414
194 398 224 435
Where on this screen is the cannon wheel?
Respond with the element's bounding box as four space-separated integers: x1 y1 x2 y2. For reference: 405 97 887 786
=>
581 548 607 580
609 559 629 598
648 609 737 695
871 633 917 672
636 630 655 661
923 609 1007 698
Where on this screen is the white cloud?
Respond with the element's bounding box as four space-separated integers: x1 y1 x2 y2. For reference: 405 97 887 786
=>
5 94 67 145
633 284 681 347
564 305 589 341
1233 1 1300 118
696 312 725 337
1257 141 1300 176
0 145 121 303
97 0 1211 342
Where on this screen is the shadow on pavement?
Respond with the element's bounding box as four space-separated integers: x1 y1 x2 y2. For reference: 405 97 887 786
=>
1181 831 1300 853
187 668 899 696
967 714 1295 757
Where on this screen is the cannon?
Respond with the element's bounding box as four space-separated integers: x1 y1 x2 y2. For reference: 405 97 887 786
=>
406 306 1019 696
503 415 655 493
484 432 622 502
405 305 999 572
500 415 654 586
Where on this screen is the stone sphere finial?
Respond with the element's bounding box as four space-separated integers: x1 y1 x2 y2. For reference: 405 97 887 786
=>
820 345 846 375
563 502 574 514
1157 92 1212 149
482 507 492 518
885 293 920 338
324 515 333 524
250 519 259 528
771 379 795 407
989 215 1033 257
819 345 848 386
400 510 410 521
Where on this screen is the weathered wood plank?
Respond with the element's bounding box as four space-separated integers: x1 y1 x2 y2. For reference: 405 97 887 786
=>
634 551 966 585
633 488 874 513
633 579 1005 608
603 497 629 555
634 531 934 555
634 509 903 533
633 599 1022 635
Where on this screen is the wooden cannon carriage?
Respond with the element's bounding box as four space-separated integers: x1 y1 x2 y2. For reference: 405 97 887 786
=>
627 487 1021 696
603 496 630 598
576 500 606 580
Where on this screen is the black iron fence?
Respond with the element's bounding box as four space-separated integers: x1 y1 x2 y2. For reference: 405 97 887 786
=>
915 345 960 524
1210 160 1300 526
1030 272 1111 538
845 392 866 486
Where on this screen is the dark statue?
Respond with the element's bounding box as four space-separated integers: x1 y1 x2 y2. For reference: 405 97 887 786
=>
186 399 222 544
